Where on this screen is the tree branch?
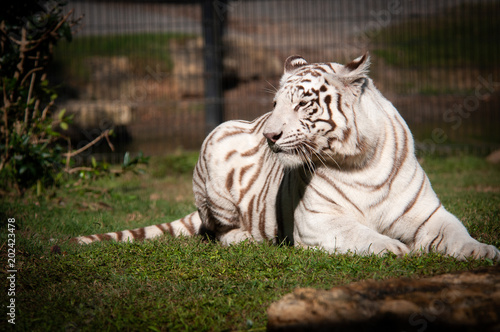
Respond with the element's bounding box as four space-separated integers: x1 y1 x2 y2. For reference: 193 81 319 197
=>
63 129 114 159
20 66 44 86
24 51 41 128
40 99 55 121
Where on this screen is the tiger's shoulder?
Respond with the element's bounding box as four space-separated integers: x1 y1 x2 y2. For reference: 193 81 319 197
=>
200 112 272 162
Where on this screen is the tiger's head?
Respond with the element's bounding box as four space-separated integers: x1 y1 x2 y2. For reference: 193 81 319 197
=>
263 53 378 169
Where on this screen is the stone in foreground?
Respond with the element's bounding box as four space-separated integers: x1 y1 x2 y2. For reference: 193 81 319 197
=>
267 266 500 332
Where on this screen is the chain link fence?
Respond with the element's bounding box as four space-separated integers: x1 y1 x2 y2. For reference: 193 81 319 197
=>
52 0 500 162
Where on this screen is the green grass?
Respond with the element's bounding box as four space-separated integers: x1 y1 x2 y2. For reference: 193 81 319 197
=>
1 153 499 331
52 33 193 82
372 2 500 68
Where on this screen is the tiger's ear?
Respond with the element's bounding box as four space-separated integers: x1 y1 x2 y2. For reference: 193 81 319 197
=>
284 55 308 74
339 53 370 87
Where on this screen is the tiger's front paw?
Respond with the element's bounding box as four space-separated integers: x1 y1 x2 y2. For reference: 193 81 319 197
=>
451 241 500 261
367 239 410 257
219 229 253 246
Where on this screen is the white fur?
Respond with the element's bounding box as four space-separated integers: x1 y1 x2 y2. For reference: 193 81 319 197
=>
192 54 499 260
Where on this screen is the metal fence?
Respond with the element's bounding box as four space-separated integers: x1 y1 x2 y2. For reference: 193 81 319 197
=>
53 0 500 162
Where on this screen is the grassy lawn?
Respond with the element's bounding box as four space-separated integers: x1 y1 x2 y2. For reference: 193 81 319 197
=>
52 33 193 82
1 152 499 331
370 1 500 98
372 2 500 69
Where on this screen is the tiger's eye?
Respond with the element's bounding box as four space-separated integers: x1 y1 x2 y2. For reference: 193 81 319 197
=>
299 101 308 107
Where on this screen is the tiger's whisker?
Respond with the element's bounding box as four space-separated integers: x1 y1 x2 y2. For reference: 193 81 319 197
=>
325 153 342 170
297 146 313 175
301 145 316 176
302 142 325 171
265 79 278 92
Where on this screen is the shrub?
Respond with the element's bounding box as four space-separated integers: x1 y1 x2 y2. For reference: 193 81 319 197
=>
0 1 148 195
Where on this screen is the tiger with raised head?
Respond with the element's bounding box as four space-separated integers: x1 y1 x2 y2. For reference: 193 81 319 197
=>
75 54 499 260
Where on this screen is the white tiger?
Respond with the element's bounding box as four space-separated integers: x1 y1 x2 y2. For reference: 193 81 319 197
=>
75 54 499 261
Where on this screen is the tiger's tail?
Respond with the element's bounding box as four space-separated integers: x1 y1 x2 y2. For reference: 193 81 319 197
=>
71 211 202 244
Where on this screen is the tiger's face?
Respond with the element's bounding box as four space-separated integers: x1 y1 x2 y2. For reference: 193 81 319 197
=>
263 54 373 169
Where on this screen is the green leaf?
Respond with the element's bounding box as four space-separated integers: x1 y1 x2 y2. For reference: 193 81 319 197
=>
61 23 73 42
58 109 66 120
60 122 68 130
91 157 97 168
123 152 130 167
19 165 28 175
36 179 42 197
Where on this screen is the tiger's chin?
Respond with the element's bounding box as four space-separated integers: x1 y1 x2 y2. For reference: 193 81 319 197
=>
268 148 308 168
275 153 305 169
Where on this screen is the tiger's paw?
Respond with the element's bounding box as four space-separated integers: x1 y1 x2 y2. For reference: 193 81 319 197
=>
366 239 410 257
451 241 500 261
219 229 253 246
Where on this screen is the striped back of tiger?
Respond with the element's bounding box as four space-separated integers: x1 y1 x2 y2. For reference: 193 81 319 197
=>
192 112 288 245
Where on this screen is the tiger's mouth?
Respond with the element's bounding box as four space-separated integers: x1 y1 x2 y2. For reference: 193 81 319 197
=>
266 140 309 168
266 140 284 153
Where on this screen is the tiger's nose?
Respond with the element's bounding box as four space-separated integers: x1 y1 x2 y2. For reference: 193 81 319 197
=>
264 131 282 143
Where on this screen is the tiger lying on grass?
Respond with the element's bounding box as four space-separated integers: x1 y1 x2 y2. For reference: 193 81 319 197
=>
75 54 499 260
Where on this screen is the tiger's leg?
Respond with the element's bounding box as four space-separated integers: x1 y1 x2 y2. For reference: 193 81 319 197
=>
218 228 253 246
294 213 410 256
412 206 500 260
202 220 253 246
196 197 252 246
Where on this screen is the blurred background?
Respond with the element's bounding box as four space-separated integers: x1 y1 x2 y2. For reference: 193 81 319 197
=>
50 0 500 163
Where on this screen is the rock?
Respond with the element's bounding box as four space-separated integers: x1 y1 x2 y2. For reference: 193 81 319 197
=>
170 35 282 97
267 266 500 332
170 37 205 97
486 150 500 164
85 56 131 81
223 34 282 82
61 100 134 128
83 56 134 100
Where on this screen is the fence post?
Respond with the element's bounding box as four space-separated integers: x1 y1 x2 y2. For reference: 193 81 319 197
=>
202 0 226 135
